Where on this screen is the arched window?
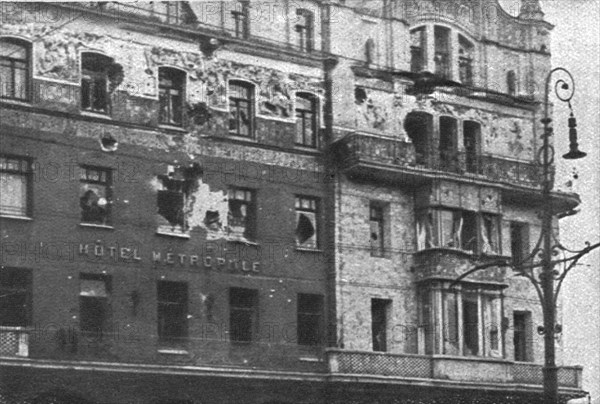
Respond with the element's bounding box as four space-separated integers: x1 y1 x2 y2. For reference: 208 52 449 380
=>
81 52 113 113
158 67 186 126
0 38 31 101
405 112 433 166
229 80 254 137
507 70 517 96
296 9 314 52
295 92 318 147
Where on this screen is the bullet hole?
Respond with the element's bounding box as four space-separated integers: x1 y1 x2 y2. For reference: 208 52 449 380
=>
99 133 118 152
355 87 367 105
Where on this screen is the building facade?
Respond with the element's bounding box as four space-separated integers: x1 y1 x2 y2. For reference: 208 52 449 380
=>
0 1 586 403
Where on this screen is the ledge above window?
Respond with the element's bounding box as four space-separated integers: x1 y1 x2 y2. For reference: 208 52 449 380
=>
156 230 191 239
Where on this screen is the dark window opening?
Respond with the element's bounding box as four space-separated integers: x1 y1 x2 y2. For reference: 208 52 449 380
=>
464 121 481 174
405 112 432 166
228 188 256 240
229 80 253 137
295 196 318 249
481 214 501 255
297 293 324 346
0 38 30 101
370 204 385 257
296 9 314 52
80 274 111 338
80 166 111 225
156 164 201 234
0 155 31 217
81 52 113 113
439 116 458 172
229 288 258 343
231 1 250 39
295 92 318 147
460 211 478 252
0 268 31 327
514 311 532 362
159 67 185 126
410 27 426 73
507 70 517 96
510 222 529 265
371 298 391 352
462 293 479 356
458 35 474 85
157 281 188 345
434 26 451 79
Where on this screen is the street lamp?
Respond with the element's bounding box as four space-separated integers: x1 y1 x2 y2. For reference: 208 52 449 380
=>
451 67 599 404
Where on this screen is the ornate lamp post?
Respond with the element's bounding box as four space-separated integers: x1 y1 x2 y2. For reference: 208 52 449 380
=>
452 68 599 404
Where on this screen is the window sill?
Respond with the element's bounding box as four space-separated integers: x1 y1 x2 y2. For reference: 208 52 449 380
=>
157 348 189 355
0 215 33 221
79 223 114 230
80 110 112 119
298 356 323 363
158 124 188 133
295 247 323 253
294 144 320 153
227 133 257 142
0 98 31 107
156 230 191 239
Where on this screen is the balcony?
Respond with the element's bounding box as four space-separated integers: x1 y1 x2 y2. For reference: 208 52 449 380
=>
326 349 582 389
0 327 29 358
331 132 545 189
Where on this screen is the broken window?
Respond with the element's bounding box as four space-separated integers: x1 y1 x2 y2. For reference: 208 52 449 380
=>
80 166 111 226
443 289 459 355
458 35 474 85
437 209 478 253
295 196 319 249
296 9 314 52
0 155 31 217
510 221 529 265
370 203 385 257
156 164 200 235
404 112 432 166
228 188 255 240
229 287 258 343
463 121 481 174
481 213 501 255
416 211 436 250
410 27 426 73
462 290 479 356
0 268 31 327
439 116 458 172
295 92 317 147
159 67 185 126
434 26 451 79
0 38 30 101
483 294 501 357
371 298 391 352
81 52 113 113
297 293 324 346
157 281 188 345
80 274 111 338
229 80 253 137
231 1 250 39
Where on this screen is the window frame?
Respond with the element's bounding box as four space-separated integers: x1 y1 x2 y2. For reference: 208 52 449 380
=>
156 166 196 236
297 293 324 346
0 267 32 328
158 67 186 127
295 9 314 52
458 34 474 86
229 287 258 343
157 280 189 346
227 187 256 241
410 27 426 73
0 154 32 218
228 80 254 137
79 165 112 226
80 52 113 114
231 1 250 39
0 37 31 101
295 195 320 249
79 273 111 338
513 310 533 362
295 92 318 148
371 298 391 352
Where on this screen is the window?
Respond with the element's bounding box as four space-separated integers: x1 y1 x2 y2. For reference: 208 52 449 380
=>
295 196 319 249
371 299 390 352
229 80 253 137
231 1 250 39
0 155 31 217
228 188 256 240
157 281 188 345
439 116 458 172
80 274 111 337
481 213 501 255
458 35 474 85
296 9 314 52
439 210 477 252
434 26 451 79
410 27 426 73
156 165 200 235
405 112 433 166
165 1 180 24
370 204 385 257
510 222 529 265
0 268 31 327
297 294 324 346
81 52 113 113
295 92 318 147
514 311 532 362
365 38 375 65
229 288 258 343
507 70 517 96
80 166 112 226
463 121 481 174
423 283 504 358
0 38 30 101
159 67 185 126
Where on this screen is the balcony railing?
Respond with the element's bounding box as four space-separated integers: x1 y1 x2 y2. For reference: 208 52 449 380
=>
332 133 546 188
327 349 582 389
0 326 29 358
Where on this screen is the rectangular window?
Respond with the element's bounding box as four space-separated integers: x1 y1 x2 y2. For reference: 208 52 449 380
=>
481 214 501 255
510 222 530 265
295 196 319 249
514 311 532 362
0 39 30 101
228 188 256 241
295 93 317 147
443 290 459 355
462 292 479 356
231 1 250 39
81 53 112 113
229 288 258 343
297 293 324 346
434 26 451 79
439 116 458 172
165 1 180 24
371 298 391 352
229 81 253 137
159 68 185 126
0 155 31 217
458 35 474 86
80 274 111 337
157 281 188 345
295 9 314 52
0 268 31 327
370 204 384 257
80 166 112 226
156 165 199 235
418 288 434 355
464 121 481 174
483 294 501 357
410 27 426 73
